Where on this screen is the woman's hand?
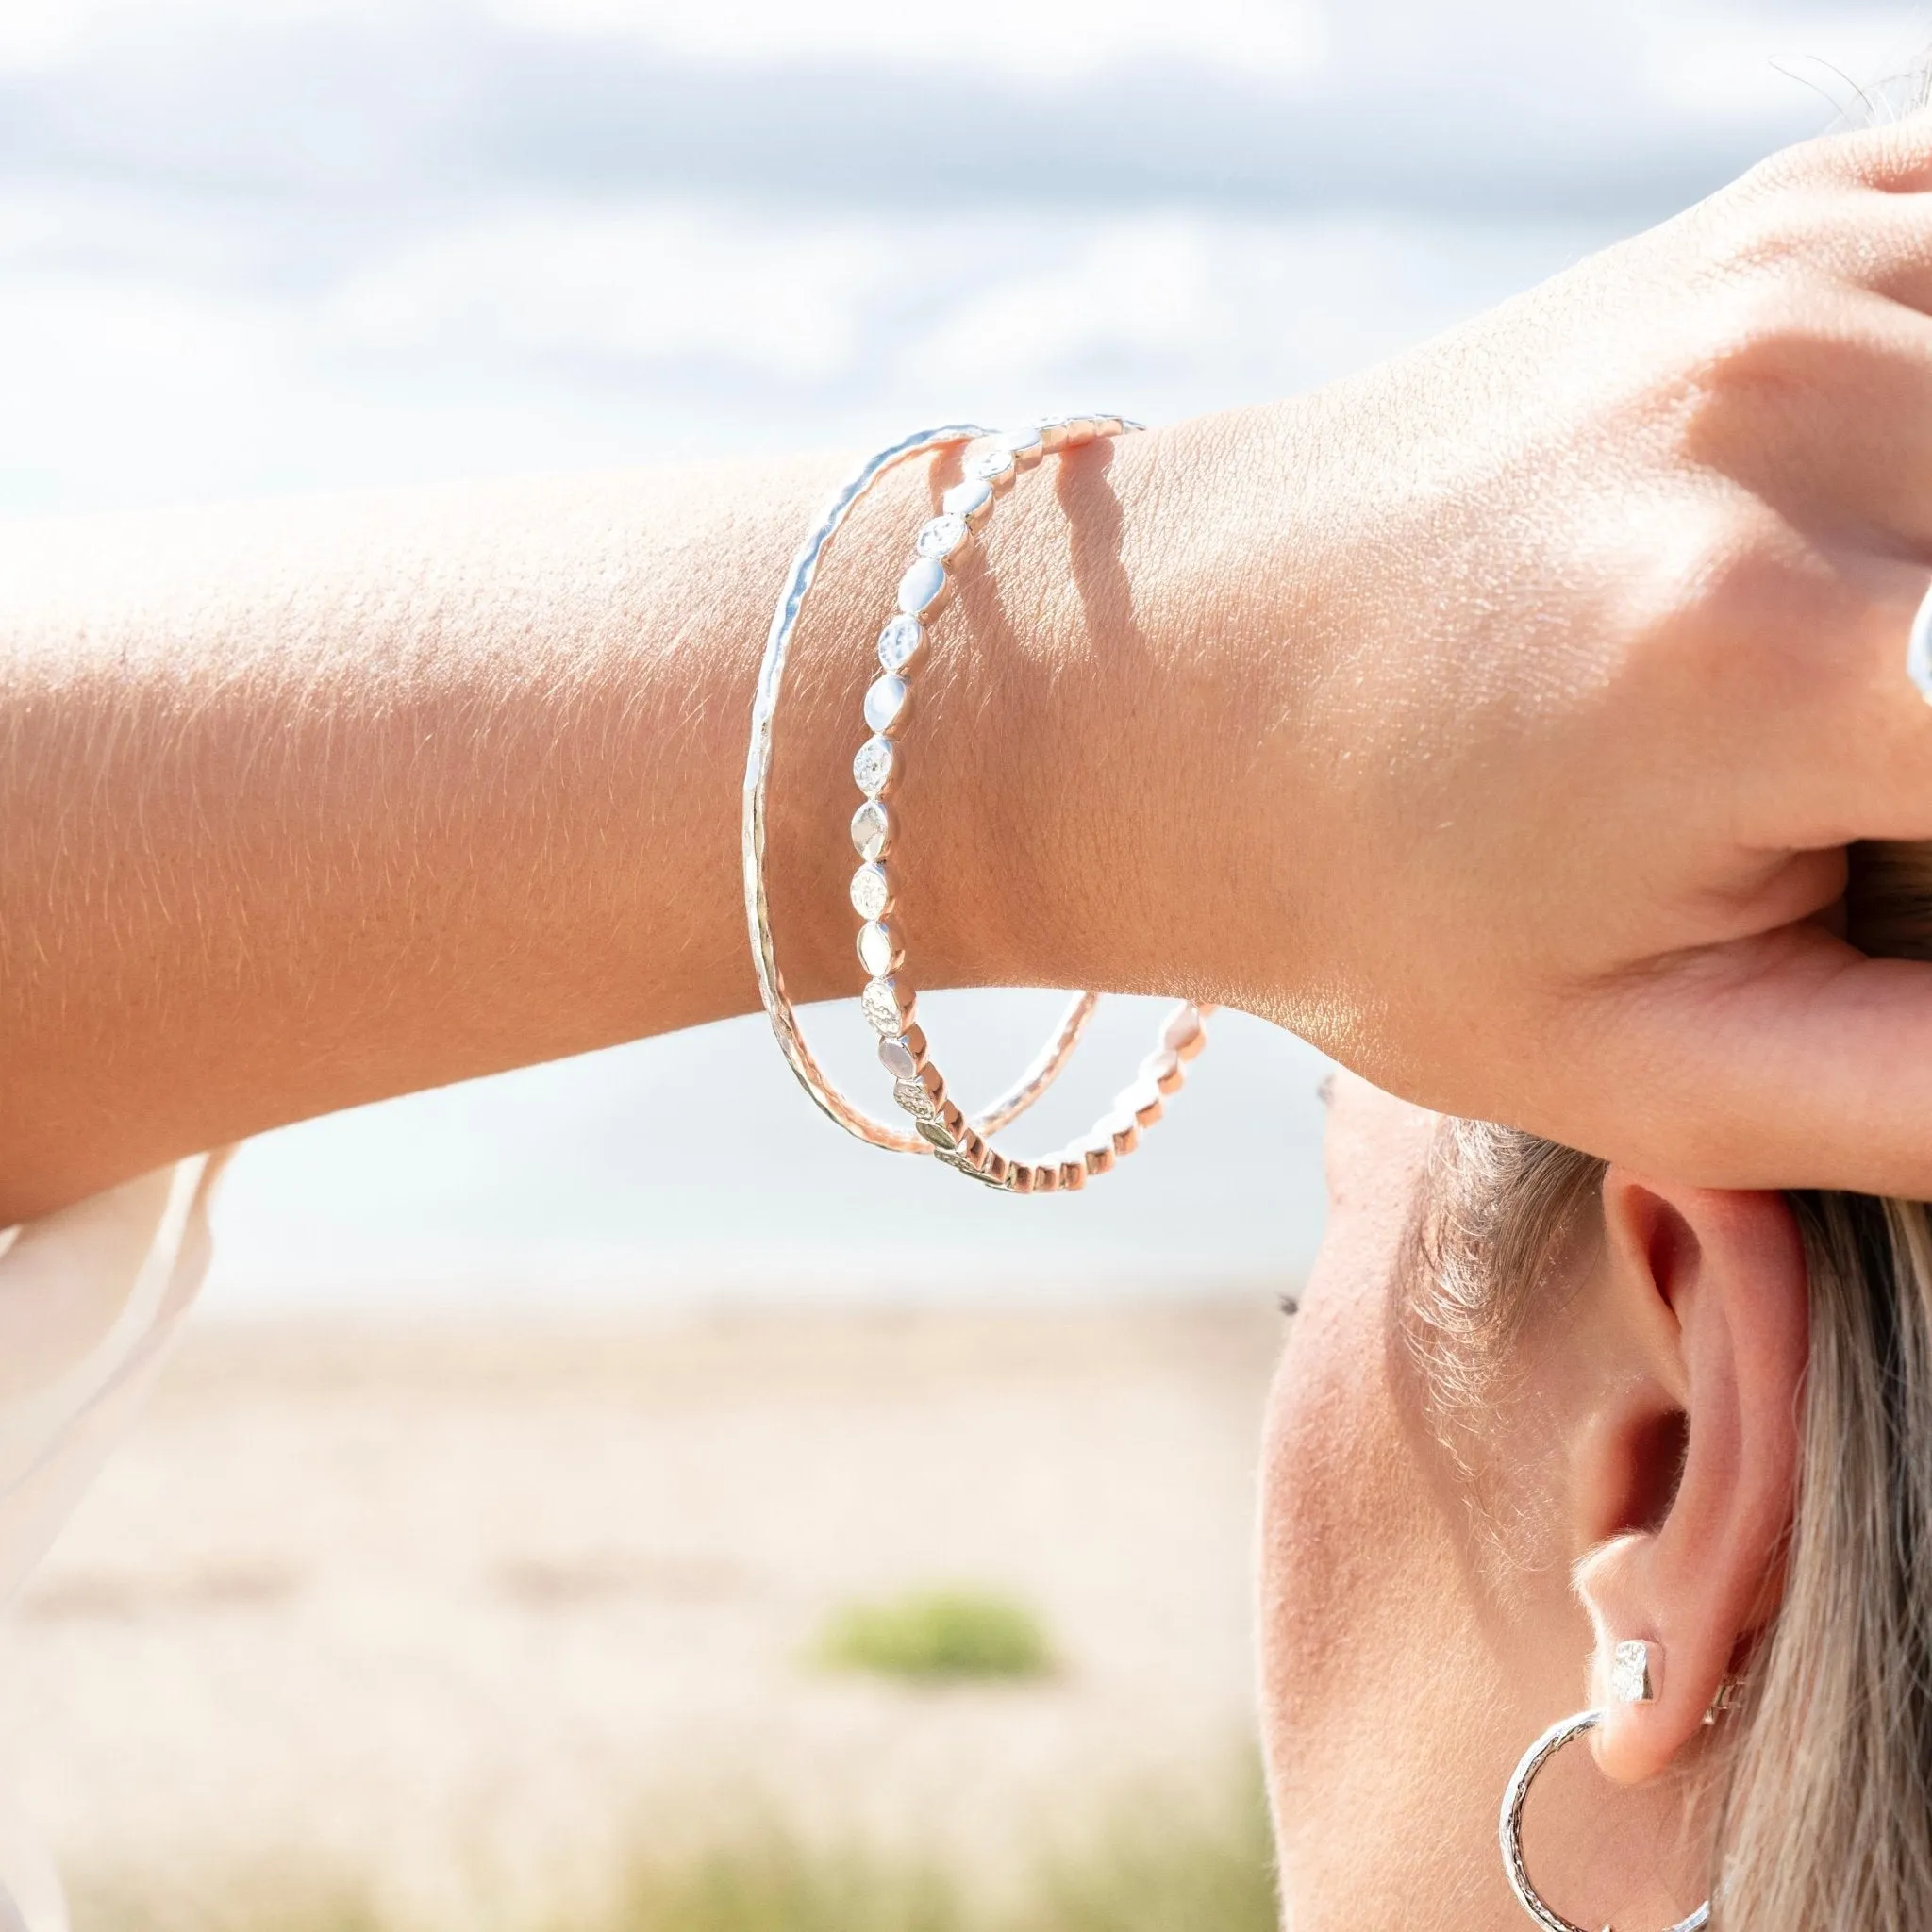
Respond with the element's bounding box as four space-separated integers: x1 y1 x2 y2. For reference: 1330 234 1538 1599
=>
1097 114 1932 1192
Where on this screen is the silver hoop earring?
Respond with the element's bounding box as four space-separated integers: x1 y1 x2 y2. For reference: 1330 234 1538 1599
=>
1499 1709 1709 1932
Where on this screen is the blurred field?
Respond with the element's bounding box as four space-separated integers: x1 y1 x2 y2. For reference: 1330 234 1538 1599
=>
75 1783 1279 1932
0 1304 1281 1929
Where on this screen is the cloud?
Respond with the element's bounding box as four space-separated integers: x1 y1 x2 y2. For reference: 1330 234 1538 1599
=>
0 0 1917 520
329 200 908 383
0 2 1919 222
479 0 1329 87
0 181 1615 515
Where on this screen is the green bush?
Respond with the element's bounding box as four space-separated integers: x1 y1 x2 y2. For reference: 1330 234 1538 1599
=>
816 1589 1054 1683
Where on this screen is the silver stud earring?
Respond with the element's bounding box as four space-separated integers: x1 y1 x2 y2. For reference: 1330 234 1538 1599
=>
1609 1638 1661 1706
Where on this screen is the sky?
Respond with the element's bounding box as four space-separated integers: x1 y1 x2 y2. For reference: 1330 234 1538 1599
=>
5 0 1928 1309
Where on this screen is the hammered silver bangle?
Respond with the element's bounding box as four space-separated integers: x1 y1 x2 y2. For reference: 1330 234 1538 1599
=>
743 416 1211 1194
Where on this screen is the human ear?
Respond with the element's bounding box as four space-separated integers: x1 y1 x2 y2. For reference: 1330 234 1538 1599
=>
1571 1172 1808 1785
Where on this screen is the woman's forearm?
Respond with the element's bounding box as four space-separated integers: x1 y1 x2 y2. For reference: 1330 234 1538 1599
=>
36 116 1932 1218
0 417 1291 1221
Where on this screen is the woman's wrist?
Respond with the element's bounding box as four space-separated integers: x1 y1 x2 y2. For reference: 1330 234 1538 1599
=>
824 402 1324 1017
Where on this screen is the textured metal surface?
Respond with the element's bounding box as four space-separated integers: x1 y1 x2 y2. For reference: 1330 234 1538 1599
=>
970 991 1101 1136
1499 1709 1710 1932
742 424 986 1158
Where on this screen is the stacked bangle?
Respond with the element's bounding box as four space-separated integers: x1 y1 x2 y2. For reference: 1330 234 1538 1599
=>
744 416 1211 1193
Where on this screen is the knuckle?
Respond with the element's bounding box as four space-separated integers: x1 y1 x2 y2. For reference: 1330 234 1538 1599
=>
1696 177 1858 289
1620 498 1831 693
1701 147 1932 301
1757 120 1932 192
1674 286 1832 428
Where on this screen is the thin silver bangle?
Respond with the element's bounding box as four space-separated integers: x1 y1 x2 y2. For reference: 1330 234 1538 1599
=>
744 416 1211 1191
744 423 1089 1157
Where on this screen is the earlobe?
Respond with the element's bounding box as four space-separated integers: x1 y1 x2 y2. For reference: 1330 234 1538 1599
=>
1573 1173 1808 1785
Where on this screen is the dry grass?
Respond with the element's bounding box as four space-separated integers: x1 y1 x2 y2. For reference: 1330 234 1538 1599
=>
72 1768 1276 1932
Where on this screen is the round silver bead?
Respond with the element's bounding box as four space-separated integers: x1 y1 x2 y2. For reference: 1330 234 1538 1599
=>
877 614 924 674
850 798 891 862
852 734 894 797
862 976 907 1035
965 445 1015 483
893 1078 940 1122
858 921 899 977
941 476 993 521
915 513 970 561
897 557 946 616
864 674 909 735
850 862 891 922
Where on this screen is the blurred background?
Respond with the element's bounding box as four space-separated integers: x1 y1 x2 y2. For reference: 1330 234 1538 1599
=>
0 3 1925 1929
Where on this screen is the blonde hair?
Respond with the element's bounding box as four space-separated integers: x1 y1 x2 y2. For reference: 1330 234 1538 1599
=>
1407 842 1932 1929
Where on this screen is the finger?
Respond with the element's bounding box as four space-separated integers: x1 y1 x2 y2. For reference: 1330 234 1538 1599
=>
1565 925 1932 1195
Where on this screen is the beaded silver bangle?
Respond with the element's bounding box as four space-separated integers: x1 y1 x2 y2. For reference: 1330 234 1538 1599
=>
744 416 1211 1193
